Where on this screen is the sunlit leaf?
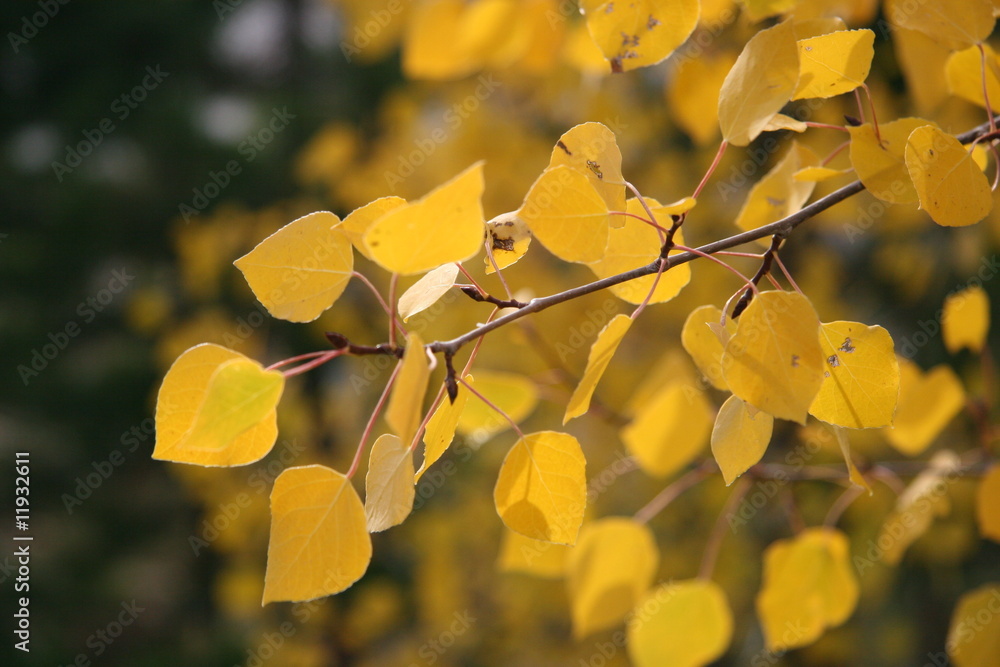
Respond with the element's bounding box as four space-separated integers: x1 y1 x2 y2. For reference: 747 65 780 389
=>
943 286 990 353
946 45 1000 110
794 165 850 182
397 263 459 322
761 113 807 133
341 196 406 261
905 125 993 227
580 0 699 72
263 465 371 603
622 381 713 477
518 165 611 263
711 395 773 485
669 52 737 145
564 314 632 423
548 122 626 223
415 375 471 483
364 434 415 532
886 0 995 51
497 529 571 578
681 304 735 391
485 211 532 273
456 370 538 443
947 584 1000 667
385 333 430 447
628 580 733 667
792 29 875 100
848 117 934 204
735 142 819 234
883 359 965 455
976 466 1000 542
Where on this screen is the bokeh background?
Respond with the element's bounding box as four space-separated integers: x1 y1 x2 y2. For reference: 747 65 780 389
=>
2 1 998 665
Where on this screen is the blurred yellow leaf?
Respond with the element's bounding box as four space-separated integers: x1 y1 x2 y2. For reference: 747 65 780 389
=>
456 370 538 442
622 381 712 477
548 122 626 223
848 117 934 204
385 333 430 447
886 0 995 51
416 376 470 482
668 51 737 145
493 431 587 544
711 395 774 485
792 29 874 100
756 528 859 651
718 20 800 146
497 528 570 578
883 359 965 455
364 162 485 274
568 518 659 638
762 112 807 133
234 211 354 323
341 196 406 261
976 466 1000 542
831 424 872 493
905 125 993 227
580 0 699 72
891 26 952 113
564 314 632 423
397 263 459 322
946 45 1000 110
154 344 283 467
364 434 415 532
722 291 824 424
627 580 733 667
518 165 611 263
794 166 850 182
947 584 1000 667
681 304 735 391
401 0 477 80
263 465 371 603
943 286 990 353
485 212 531 273
740 0 797 21
809 321 899 429
735 142 819 233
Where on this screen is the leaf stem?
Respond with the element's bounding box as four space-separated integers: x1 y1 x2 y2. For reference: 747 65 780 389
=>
633 461 714 524
347 361 401 479
457 376 525 440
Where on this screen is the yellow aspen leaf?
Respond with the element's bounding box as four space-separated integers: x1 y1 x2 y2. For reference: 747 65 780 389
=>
735 142 819 234
891 26 952 113
682 304 736 391
668 51 737 145
385 333 430 447
848 117 933 204
485 211 531 273
567 518 659 638
877 450 960 565
587 197 695 305
711 395 774 485
154 344 283 467
622 381 713 477
518 165 611 263
883 359 965 455
234 211 354 323
761 113 808 133
415 375 471 482
262 465 371 603
579 0 699 73
976 466 1000 542
809 321 899 429
363 162 485 274
946 45 1000 110
456 370 538 442
943 286 990 353
548 122 626 224
397 263 459 322
886 0 995 52
792 29 875 100
562 19 612 75
564 314 632 424
947 584 1000 667
627 580 734 667
905 125 994 227
831 425 872 494
341 196 406 261
756 528 859 652
364 434 415 532
401 0 477 80
794 166 849 182
497 529 570 578
722 291 825 424
493 431 587 544
791 16 848 40
718 20 800 146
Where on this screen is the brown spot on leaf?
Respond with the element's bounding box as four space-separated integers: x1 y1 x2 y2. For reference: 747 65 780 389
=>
647 15 660 29
791 354 800 367
610 57 624 73
492 235 515 252
586 160 604 179
766 196 786 207
839 337 855 353
827 354 840 367
557 140 572 155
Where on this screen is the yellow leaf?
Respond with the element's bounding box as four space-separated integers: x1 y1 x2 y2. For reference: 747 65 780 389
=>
364 162 485 274
263 465 371 603
587 197 695 304
564 314 632 423
905 125 994 227
756 528 859 652
485 212 531 273
976 466 1000 542
761 112 807 133
493 431 587 544
718 20 800 146
548 122 626 223
809 321 900 429
401 0 477 80
791 16 848 40
415 375 471 482
794 166 850 182
943 286 991 353
883 359 965 455
668 51 737 145
886 0 995 51
385 333 430 447
627 580 733 667
580 0 700 73
622 381 713 477
397 263 459 322
567 518 659 638
831 424 872 494
518 165 611 263
877 450 960 565
792 29 875 100
341 196 406 261
892 26 952 113
735 142 819 233
364 434 415 532
947 584 1000 667
681 304 736 391
497 528 571 578
456 370 538 443
154 344 283 467
722 291 825 424
946 45 1000 110
711 395 774 485
234 211 354 323
848 117 933 204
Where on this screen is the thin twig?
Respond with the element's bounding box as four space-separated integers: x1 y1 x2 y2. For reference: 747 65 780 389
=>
633 461 714 524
